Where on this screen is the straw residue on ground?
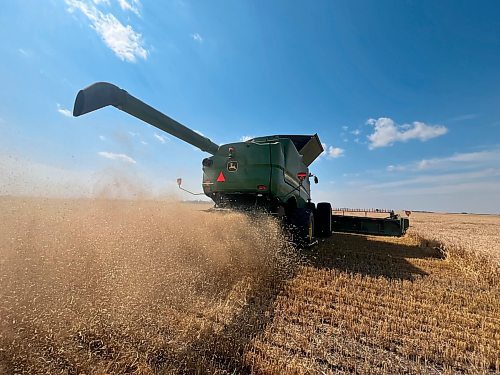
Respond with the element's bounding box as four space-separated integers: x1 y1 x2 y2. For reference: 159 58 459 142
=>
0 198 499 374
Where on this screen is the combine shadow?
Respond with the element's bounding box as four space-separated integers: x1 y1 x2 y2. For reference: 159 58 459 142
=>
306 232 438 281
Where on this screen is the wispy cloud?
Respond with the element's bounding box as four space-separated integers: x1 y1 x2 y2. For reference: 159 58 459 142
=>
99 135 106 141
417 149 500 170
368 168 500 190
57 103 72 117
141 140 148 145
98 151 136 163
386 148 500 172
18 48 31 57
240 135 254 142
154 133 169 144
366 117 448 149
191 33 203 43
386 164 406 172
445 113 479 123
65 0 148 62
117 0 140 16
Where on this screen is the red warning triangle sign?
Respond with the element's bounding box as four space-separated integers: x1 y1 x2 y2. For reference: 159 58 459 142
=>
216 171 226 182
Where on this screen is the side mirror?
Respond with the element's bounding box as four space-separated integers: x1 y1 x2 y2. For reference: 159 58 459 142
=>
314 176 319 184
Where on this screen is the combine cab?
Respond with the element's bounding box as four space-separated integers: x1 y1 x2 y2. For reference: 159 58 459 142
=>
72 82 409 246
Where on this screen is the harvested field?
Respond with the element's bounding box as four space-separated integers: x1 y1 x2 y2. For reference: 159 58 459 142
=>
247 233 499 374
0 198 499 374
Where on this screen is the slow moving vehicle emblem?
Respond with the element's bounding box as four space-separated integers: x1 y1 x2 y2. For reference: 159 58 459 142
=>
227 161 238 172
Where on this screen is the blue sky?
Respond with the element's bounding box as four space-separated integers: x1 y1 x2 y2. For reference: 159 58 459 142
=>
1 0 499 213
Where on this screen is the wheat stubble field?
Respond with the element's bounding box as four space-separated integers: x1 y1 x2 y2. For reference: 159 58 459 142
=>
0 198 499 374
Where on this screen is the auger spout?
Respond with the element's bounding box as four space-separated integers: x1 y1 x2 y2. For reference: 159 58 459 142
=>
73 82 219 155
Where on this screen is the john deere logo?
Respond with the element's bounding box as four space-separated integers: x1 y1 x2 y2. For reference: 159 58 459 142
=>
227 161 238 172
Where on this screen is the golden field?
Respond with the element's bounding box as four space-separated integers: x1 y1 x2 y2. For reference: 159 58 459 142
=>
0 198 498 374
409 212 500 272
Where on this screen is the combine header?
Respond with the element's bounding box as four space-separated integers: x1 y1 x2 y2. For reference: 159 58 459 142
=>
72 82 409 246
332 209 410 237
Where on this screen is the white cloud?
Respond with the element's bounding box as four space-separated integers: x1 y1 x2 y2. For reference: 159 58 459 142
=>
98 151 136 164
342 126 348 131
57 103 72 117
191 33 203 43
99 135 106 141
117 0 140 16
141 140 148 145
366 117 448 149
351 129 361 136
154 133 169 144
321 143 345 159
326 146 344 158
240 135 254 142
65 0 148 62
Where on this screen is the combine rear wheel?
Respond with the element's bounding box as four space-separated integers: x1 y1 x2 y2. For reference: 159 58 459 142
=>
289 208 314 248
315 202 332 237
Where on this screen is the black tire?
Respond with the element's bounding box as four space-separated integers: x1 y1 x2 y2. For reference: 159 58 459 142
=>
305 202 316 212
305 202 316 236
289 208 314 248
315 202 332 237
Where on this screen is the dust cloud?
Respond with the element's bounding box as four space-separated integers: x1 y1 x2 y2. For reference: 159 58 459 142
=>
0 196 297 374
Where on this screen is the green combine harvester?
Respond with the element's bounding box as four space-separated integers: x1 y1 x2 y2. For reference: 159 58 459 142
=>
72 82 409 246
